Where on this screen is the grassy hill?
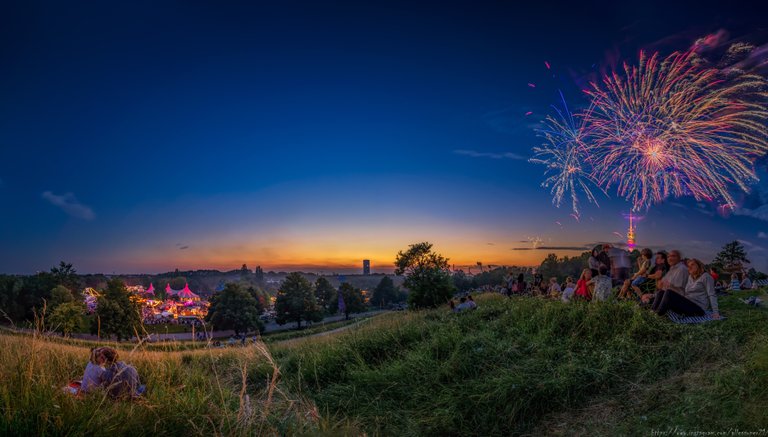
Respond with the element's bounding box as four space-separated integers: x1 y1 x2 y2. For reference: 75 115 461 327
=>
2 291 767 435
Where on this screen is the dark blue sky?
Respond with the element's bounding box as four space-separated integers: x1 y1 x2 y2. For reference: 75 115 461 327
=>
1 0 767 274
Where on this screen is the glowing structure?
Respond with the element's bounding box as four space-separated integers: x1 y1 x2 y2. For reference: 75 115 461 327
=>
626 213 636 251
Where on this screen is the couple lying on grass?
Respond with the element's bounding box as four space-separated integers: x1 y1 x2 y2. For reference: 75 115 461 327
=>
67 347 145 399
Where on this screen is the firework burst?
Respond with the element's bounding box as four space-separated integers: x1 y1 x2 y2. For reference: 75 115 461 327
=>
530 92 603 215
583 50 768 211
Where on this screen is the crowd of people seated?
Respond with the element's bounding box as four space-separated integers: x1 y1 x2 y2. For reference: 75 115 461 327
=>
454 244 758 322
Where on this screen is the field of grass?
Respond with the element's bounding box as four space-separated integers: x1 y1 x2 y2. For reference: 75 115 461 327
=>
270 290 768 436
2 290 766 435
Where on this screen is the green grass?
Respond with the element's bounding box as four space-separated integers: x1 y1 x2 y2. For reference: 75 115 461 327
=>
270 290 768 436
2 291 767 435
262 315 378 343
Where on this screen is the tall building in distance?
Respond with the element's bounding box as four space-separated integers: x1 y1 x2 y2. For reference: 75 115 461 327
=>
626 213 636 251
363 259 371 275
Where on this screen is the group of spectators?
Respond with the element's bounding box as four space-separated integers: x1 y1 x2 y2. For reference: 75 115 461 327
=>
449 295 477 313
501 245 726 320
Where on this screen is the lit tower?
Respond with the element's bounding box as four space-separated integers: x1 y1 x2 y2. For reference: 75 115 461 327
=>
626 213 636 251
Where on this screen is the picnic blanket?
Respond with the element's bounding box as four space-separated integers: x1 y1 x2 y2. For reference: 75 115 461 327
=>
667 311 723 324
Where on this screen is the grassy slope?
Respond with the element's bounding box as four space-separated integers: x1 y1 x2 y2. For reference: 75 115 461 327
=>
2 291 766 436
272 291 768 436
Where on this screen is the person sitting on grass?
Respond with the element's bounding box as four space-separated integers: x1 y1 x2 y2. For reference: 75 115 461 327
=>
547 277 562 299
741 274 753 290
574 269 593 301
80 347 106 393
563 277 575 294
636 250 670 304
730 273 741 291
449 299 457 312
512 273 526 295
589 265 612 302
100 347 145 400
652 258 720 319
466 295 478 309
619 248 653 299
66 347 106 395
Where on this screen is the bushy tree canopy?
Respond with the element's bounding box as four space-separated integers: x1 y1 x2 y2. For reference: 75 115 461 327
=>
95 278 141 341
206 283 264 335
339 282 366 319
713 241 750 273
394 242 455 309
275 273 322 328
314 277 337 314
49 301 85 336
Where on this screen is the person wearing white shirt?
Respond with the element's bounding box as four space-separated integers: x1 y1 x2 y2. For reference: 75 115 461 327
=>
653 258 720 319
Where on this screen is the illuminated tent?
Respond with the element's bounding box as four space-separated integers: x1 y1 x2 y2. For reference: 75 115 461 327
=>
177 283 199 300
165 283 182 296
145 283 155 295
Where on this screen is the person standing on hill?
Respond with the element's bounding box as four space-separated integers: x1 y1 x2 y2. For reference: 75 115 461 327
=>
604 244 631 286
588 248 602 277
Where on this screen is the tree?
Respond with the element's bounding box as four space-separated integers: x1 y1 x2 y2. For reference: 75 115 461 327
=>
49 285 74 309
338 282 366 319
49 302 85 336
244 284 270 311
50 261 79 290
371 276 397 307
274 273 322 329
314 277 337 314
394 242 456 309
169 276 187 290
206 283 264 335
94 278 141 341
712 241 750 273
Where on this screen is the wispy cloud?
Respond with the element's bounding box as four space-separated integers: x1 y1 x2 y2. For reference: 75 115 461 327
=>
179 245 189 250
759 232 768 239
41 191 94 220
453 149 526 160
734 205 768 222
511 245 589 251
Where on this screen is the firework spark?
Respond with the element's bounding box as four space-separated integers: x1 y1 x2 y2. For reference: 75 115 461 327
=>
530 92 603 215
584 50 768 211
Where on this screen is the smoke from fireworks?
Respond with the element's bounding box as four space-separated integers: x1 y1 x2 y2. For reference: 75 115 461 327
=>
532 46 768 213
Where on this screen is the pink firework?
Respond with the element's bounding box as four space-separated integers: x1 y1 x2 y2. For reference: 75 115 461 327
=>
583 50 768 211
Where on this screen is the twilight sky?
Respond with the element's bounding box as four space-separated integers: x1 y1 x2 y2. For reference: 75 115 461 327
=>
1 0 767 274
